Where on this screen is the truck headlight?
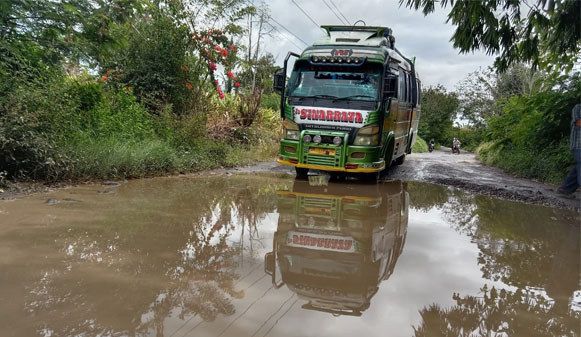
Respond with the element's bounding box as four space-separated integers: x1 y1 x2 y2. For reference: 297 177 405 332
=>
283 119 300 140
353 124 380 146
353 134 379 146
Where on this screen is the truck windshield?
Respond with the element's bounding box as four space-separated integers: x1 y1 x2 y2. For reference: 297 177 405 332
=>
288 64 381 101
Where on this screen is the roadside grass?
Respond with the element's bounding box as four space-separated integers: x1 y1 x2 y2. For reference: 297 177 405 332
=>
58 136 279 180
1 80 281 183
476 140 573 184
412 136 428 153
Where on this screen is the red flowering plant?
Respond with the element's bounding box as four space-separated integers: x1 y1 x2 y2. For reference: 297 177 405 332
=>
98 69 128 91
192 28 241 98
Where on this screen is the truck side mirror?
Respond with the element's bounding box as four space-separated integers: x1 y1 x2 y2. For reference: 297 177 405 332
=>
273 69 285 93
264 252 275 275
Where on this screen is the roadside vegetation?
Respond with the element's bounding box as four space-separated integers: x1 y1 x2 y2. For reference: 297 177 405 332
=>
417 64 580 184
406 0 580 184
412 136 428 153
0 0 280 186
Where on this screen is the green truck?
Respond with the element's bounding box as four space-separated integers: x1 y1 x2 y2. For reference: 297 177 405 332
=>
274 25 421 180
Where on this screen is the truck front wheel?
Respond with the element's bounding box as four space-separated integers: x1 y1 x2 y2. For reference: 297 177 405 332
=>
394 154 406 165
295 167 308 179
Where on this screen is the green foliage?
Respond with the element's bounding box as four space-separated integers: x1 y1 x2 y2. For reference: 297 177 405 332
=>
100 10 196 115
46 85 154 142
0 109 72 181
449 127 483 151
0 74 77 181
57 137 268 179
0 0 281 184
456 64 549 129
477 139 574 184
260 92 281 111
400 0 581 72
418 85 459 144
412 136 428 153
475 71 580 183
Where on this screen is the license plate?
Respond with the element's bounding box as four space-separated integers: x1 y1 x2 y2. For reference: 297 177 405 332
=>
304 207 332 216
309 147 335 156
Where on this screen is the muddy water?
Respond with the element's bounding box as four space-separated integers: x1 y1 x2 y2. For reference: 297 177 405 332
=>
0 173 579 337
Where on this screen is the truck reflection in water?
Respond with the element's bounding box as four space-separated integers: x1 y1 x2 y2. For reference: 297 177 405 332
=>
265 178 409 316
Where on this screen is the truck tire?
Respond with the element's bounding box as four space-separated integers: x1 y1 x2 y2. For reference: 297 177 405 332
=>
295 167 308 179
394 154 406 165
361 171 380 183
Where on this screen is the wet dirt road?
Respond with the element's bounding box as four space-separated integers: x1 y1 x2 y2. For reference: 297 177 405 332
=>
0 172 579 337
235 150 581 209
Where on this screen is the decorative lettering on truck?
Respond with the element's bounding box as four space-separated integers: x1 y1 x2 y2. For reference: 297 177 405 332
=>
293 106 368 128
286 231 356 253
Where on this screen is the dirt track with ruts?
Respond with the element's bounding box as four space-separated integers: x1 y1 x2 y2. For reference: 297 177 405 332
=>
230 149 581 210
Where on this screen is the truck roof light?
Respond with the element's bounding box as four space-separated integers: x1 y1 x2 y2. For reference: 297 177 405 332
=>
312 56 319 62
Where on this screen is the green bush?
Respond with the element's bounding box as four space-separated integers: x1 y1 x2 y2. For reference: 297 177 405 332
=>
447 127 484 151
0 75 78 181
412 136 428 153
0 110 72 181
477 140 574 184
0 0 280 185
260 92 281 111
478 72 580 183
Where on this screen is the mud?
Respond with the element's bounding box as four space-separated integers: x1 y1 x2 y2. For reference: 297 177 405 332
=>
390 149 581 209
224 150 581 209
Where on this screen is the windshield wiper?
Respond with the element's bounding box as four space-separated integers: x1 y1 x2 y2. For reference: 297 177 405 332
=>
291 94 338 100
333 95 376 102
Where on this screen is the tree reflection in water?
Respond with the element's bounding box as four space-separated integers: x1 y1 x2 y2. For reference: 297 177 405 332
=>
414 285 580 337
408 182 580 336
17 175 290 337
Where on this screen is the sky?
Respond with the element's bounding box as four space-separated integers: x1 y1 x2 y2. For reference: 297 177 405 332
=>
255 0 496 91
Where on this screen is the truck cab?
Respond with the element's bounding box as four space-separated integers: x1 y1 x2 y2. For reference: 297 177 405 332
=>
274 25 421 180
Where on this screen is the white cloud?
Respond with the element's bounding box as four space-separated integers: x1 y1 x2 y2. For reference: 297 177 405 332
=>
257 0 496 90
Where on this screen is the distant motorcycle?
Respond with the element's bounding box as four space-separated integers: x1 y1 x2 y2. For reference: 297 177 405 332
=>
452 144 461 154
428 143 434 152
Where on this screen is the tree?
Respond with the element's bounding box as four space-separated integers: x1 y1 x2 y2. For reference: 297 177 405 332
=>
98 0 250 115
418 85 459 145
400 0 581 72
456 64 548 128
0 0 141 72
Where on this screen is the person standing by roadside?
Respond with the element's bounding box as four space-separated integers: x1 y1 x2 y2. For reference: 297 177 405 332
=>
557 103 581 197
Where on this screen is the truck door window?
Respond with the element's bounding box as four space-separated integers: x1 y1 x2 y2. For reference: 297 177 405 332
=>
398 69 405 101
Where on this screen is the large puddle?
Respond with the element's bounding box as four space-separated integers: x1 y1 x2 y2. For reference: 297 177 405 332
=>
0 173 579 337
